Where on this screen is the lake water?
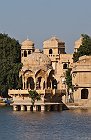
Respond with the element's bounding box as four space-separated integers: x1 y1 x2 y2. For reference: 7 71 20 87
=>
0 106 91 140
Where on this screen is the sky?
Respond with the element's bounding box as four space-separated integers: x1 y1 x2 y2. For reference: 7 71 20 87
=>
0 0 91 53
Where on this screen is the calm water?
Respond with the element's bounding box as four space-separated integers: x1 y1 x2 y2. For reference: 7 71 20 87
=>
0 106 91 140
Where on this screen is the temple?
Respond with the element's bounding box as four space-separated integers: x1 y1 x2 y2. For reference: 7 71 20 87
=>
8 36 91 111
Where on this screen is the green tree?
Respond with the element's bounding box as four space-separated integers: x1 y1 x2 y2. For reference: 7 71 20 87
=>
73 34 91 62
0 33 22 97
65 68 72 90
28 90 41 106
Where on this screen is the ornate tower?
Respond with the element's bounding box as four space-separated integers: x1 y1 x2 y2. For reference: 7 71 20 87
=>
43 36 65 57
21 39 35 64
43 36 65 70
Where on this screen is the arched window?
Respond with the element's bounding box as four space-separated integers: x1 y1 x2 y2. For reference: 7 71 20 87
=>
27 77 35 90
28 50 31 54
36 77 42 89
81 89 88 99
63 63 67 69
49 49 53 54
24 50 27 57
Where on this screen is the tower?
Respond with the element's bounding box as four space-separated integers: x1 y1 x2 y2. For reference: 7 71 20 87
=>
43 36 65 57
43 36 65 70
21 39 35 64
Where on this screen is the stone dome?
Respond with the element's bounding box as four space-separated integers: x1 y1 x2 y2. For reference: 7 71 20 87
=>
21 39 34 49
27 51 52 70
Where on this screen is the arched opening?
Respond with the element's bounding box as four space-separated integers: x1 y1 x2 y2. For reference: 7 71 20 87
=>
63 63 67 69
36 77 42 90
27 77 35 90
52 79 57 89
49 49 53 54
36 105 41 111
28 50 31 54
81 89 88 99
24 50 27 57
47 70 55 89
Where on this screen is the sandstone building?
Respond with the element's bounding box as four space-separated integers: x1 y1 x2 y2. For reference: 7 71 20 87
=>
8 36 91 111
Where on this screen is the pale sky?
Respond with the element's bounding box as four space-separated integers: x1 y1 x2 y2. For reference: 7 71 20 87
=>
0 0 91 53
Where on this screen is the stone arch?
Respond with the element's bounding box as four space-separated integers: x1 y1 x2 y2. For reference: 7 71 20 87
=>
27 77 35 90
81 89 88 99
35 69 45 78
24 70 33 75
36 77 42 90
49 49 53 54
35 70 46 90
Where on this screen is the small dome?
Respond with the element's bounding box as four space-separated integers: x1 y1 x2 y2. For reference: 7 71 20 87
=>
21 39 34 49
35 49 42 53
27 51 52 70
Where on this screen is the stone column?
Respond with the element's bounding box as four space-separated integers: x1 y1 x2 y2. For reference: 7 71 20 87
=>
33 105 37 111
22 76 24 89
25 78 27 89
45 77 47 89
27 106 30 111
41 105 45 112
21 105 25 111
34 77 36 90
13 105 17 111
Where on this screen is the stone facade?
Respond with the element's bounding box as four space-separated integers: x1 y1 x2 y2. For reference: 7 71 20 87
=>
72 55 91 107
8 36 91 110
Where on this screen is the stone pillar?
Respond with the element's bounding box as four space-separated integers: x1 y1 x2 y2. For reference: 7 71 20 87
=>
33 105 37 111
13 105 17 111
22 76 24 89
41 105 45 112
62 95 66 104
34 77 36 90
21 105 25 111
41 94 44 102
27 106 30 111
50 81 52 88
25 78 27 89
45 78 47 89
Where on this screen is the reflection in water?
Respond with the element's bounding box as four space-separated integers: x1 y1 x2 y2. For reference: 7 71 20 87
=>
0 106 91 140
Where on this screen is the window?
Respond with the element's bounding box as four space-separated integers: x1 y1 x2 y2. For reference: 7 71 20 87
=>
81 89 88 99
63 63 67 69
28 50 31 54
24 50 27 57
49 49 53 54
